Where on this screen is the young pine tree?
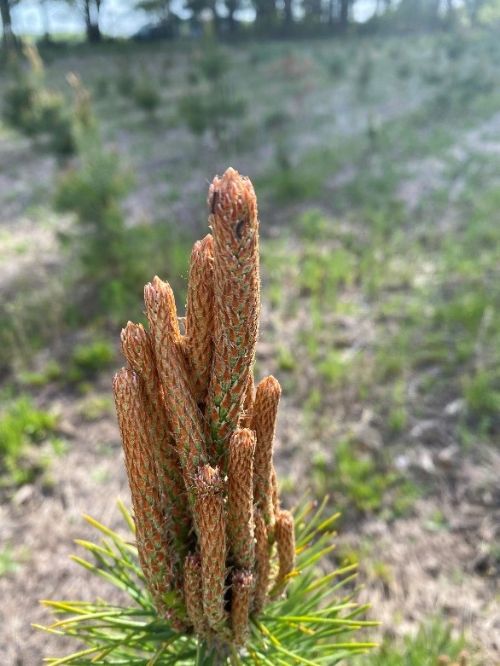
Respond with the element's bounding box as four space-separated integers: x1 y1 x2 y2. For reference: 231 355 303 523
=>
39 168 377 665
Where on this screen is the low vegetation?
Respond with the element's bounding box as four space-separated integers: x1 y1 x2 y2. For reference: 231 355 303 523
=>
2 45 76 155
0 395 58 486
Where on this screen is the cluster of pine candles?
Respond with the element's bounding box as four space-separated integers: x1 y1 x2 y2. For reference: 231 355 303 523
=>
40 168 376 665
114 167 292 646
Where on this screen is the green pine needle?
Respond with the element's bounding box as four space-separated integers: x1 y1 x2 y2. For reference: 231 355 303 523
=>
37 500 378 665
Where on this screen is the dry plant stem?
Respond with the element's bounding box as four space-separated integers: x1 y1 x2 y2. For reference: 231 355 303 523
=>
144 277 207 494
184 553 206 636
231 570 253 647
194 465 227 632
275 509 296 590
252 375 281 529
205 168 260 466
227 428 256 570
253 509 271 613
121 322 192 560
113 368 174 616
185 234 215 403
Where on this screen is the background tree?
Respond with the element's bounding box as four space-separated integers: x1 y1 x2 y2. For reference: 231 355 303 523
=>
390 0 443 28
464 0 489 23
282 0 293 27
339 0 355 29
0 0 19 50
39 0 53 41
136 0 173 21
63 0 104 42
302 0 322 24
186 0 222 33
253 0 277 31
225 0 240 32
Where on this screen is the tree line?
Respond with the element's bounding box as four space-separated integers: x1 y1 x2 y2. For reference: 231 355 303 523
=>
0 0 496 48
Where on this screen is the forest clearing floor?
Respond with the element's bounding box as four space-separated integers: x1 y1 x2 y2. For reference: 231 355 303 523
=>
0 32 499 664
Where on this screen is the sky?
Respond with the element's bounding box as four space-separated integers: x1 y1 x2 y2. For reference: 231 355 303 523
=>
11 0 379 37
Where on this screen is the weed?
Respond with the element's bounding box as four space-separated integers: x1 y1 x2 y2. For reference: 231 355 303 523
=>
425 509 448 532
67 340 115 382
357 55 374 95
304 387 323 414
328 54 347 78
313 438 417 518
116 68 136 97
78 395 114 421
387 382 408 435
94 76 110 98
0 396 57 485
293 209 332 242
396 60 412 80
356 619 467 665
301 246 356 297
0 277 66 377
266 142 322 203
50 438 69 457
317 350 349 387
18 361 62 387
276 345 297 372
133 79 161 116
335 440 391 513
0 546 19 577
263 109 291 132
463 370 500 425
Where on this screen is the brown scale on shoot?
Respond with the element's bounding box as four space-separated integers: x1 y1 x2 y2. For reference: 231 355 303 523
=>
252 375 281 531
184 553 206 637
274 509 296 591
253 509 272 614
184 234 215 404
205 168 260 467
144 277 207 492
120 322 192 567
231 570 254 646
113 369 176 618
113 167 294 649
194 465 227 631
227 428 256 571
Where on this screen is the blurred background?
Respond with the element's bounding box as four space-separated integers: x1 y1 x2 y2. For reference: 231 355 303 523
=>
0 1 499 663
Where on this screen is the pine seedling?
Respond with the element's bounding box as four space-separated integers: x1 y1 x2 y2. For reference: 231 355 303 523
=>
39 168 377 664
